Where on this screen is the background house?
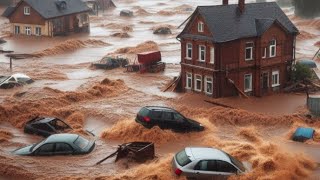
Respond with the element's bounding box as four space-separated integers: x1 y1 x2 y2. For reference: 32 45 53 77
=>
2 0 91 37
82 0 116 15
177 0 299 98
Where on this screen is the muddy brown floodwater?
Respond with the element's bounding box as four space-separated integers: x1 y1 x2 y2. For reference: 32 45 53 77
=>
0 0 320 179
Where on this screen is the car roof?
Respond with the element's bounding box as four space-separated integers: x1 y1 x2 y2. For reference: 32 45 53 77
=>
186 147 231 163
11 73 31 79
144 106 176 112
30 117 57 124
44 133 79 144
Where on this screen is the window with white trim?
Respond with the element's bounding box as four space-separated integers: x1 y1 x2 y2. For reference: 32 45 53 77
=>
25 26 31 35
205 76 213 94
262 47 266 58
244 74 252 92
245 42 254 60
272 70 280 87
186 43 192 59
269 40 276 57
35 27 41 36
14 26 20 34
194 74 202 92
199 45 206 62
198 22 204 32
24 7 30 15
210 47 215 64
186 73 192 89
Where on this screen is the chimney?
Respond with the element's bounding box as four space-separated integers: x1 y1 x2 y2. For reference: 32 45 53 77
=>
238 0 245 13
223 0 228 5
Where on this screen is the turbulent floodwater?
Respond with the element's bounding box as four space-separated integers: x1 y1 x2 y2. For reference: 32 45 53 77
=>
0 0 320 179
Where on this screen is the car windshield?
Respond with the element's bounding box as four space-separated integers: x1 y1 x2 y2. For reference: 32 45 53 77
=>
226 153 246 172
74 136 89 149
176 149 191 166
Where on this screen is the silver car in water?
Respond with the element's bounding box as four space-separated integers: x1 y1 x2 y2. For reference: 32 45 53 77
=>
172 147 248 180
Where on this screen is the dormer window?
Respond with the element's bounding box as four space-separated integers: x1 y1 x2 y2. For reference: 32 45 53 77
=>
24 7 30 15
198 22 204 32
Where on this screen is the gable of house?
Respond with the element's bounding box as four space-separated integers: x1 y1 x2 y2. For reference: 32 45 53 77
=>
7 1 46 25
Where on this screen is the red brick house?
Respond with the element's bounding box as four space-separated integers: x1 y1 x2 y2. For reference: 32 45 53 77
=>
2 0 91 37
177 0 299 98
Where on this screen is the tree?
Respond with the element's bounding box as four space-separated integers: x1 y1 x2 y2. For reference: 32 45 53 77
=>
291 63 312 82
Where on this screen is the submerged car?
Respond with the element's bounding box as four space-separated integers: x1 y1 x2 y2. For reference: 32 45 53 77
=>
0 73 33 89
172 147 248 180
135 106 204 132
14 133 95 156
24 117 72 137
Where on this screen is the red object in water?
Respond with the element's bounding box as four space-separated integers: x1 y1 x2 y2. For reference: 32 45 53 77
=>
137 51 161 65
143 116 151 122
175 168 182 176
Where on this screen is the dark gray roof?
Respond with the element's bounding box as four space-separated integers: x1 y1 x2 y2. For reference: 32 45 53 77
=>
179 2 299 43
2 6 15 17
17 0 90 19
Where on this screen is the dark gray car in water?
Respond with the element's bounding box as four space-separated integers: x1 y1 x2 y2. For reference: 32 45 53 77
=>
14 134 95 156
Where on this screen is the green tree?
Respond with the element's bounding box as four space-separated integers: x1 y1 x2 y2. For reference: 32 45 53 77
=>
291 63 312 82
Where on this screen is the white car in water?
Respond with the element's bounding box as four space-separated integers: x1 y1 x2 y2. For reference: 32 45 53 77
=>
0 73 34 89
172 147 250 180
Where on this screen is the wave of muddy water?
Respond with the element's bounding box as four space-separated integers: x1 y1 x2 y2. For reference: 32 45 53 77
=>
0 0 320 179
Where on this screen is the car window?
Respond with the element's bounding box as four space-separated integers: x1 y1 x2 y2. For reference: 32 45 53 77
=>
216 160 237 173
55 143 73 154
226 153 246 172
195 160 216 171
8 77 15 82
162 112 173 121
33 123 55 132
176 149 191 166
36 143 54 155
151 111 162 119
138 108 150 116
173 113 185 122
49 119 69 130
74 136 89 149
16 77 30 83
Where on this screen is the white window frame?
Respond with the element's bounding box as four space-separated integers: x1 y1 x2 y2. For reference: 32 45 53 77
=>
35 27 41 36
25 26 31 35
262 47 267 59
14 25 20 34
244 74 252 92
199 45 206 62
245 42 254 61
186 72 192 89
205 76 213 94
210 47 215 64
269 39 276 57
272 70 280 87
24 6 30 15
186 43 192 59
194 74 202 92
198 22 204 32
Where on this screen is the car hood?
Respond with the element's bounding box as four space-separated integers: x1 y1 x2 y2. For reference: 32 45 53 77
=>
13 145 33 156
82 140 95 153
186 119 202 127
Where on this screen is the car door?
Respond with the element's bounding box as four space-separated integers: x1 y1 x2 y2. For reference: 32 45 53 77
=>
161 111 174 129
151 111 163 128
34 143 55 156
54 143 74 155
191 160 232 180
215 160 238 179
172 112 189 131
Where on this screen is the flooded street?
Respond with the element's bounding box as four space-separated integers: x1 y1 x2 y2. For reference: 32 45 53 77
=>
0 0 320 179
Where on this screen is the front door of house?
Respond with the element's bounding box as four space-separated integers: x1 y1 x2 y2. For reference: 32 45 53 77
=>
261 72 269 94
